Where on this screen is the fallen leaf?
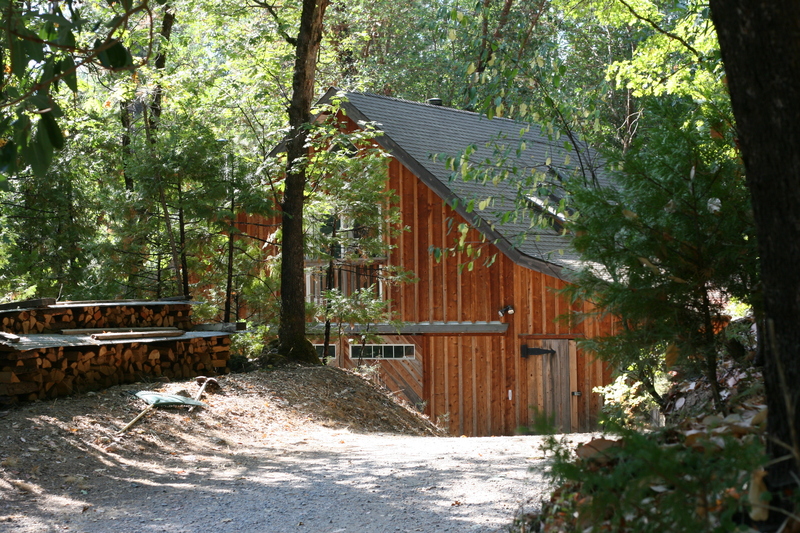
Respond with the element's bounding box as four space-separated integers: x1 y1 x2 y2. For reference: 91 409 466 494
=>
683 429 706 449
10 480 34 493
751 407 768 428
575 438 622 464
749 469 769 522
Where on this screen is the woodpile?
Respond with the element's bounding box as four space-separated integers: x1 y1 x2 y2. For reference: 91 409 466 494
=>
0 336 230 402
0 299 231 405
0 301 193 335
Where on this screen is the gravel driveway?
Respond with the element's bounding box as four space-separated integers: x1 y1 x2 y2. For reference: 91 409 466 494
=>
6 431 592 533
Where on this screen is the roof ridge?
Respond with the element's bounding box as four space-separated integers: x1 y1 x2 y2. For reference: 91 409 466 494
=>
329 87 528 126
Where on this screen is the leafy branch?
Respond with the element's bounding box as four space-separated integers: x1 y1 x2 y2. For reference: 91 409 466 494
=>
250 1 299 46
615 0 703 59
1 1 154 110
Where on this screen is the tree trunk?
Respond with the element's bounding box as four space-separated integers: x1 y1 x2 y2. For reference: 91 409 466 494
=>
277 0 329 363
119 99 147 297
710 0 800 492
145 7 182 297
322 232 337 360
224 194 235 323
119 101 134 191
178 182 190 299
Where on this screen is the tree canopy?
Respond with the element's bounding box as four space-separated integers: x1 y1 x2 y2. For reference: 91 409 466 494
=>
0 0 784 398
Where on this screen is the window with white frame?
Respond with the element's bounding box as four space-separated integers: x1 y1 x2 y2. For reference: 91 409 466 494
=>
315 214 382 260
350 344 415 360
305 262 384 305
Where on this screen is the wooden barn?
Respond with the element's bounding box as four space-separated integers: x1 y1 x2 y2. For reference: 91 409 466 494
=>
238 89 617 436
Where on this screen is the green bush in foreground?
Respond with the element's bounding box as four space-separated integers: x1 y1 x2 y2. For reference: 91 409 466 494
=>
531 420 767 533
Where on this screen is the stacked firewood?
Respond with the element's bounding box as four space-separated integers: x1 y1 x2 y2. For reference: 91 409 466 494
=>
0 335 231 402
0 302 193 334
0 300 231 404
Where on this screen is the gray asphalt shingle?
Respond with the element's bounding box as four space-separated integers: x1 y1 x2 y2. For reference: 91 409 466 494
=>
320 88 607 279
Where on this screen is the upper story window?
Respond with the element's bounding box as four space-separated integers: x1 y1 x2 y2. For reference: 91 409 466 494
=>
305 262 384 305
317 215 382 260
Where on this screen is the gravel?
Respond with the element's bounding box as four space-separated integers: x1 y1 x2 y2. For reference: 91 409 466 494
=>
1 368 597 533
2 431 594 533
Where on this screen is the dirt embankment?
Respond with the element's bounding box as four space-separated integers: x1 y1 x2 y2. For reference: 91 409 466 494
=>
0 365 441 507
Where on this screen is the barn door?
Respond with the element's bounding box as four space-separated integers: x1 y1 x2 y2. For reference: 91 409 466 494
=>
525 339 574 433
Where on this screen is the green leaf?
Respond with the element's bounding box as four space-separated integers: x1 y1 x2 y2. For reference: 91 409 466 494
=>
60 56 78 92
105 15 125 29
95 39 111 68
39 112 64 150
35 118 52 152
27 92 50 110
12 115 31 145
40 21 58 41
10 40 27 78
106 42 133 68
39 13 73 28
58 27 77 48
23 130 53 178
24 38 45 63
0 141 17 179
39 58 55 87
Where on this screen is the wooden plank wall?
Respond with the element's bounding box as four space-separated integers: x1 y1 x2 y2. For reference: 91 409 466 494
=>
337 334 424 409
380 159 616 435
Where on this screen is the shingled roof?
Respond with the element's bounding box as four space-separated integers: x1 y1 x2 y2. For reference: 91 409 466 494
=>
318 88 608 280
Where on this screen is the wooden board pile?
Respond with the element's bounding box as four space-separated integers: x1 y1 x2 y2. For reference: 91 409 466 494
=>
0 299 230 404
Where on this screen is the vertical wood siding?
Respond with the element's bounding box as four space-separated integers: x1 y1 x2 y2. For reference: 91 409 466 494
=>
374 159 616 435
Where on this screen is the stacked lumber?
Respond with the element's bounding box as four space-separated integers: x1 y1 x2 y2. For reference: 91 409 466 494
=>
0 302 193 335
0 335 231 403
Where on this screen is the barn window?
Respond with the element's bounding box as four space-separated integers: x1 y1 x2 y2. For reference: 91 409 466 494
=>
318 214 381 259
305 262 384 305
305 210 386 306
313 344 337 359
350 344 415 359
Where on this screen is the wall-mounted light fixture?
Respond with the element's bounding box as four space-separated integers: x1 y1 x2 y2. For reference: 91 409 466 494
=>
498 305 514 317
